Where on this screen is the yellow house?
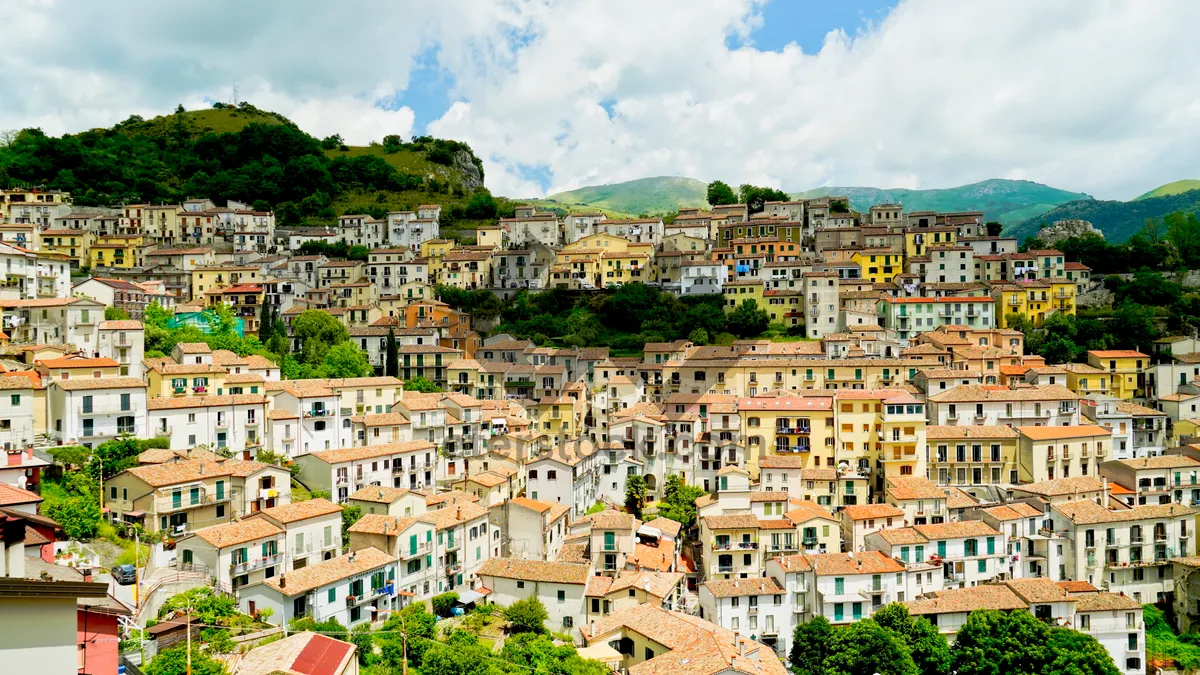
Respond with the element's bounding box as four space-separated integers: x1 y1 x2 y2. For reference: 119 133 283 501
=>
146 361 230 398
475 226 504 248
419 239 456 283
926 425 1020 486
191 265 262 302
601 249 652 286
441 250 493 290
904 227 957 259
850 248 903 284
1058 363 1110 397
1048 279 1076 317
1017 424 1112 483
329 280 378 308
531 395 580 443
830 390 927 482
552 250 603 289
722 279 766 312
40 228 93 269
738 392 835 475
566 233 633 254
89 234 143 269
1086 350 1148 400
992 279 1067 328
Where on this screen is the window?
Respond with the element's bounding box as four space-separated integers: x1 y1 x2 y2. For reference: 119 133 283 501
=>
557 590 565 602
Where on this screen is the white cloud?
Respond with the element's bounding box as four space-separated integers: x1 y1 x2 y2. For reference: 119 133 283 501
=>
1 1 1198 200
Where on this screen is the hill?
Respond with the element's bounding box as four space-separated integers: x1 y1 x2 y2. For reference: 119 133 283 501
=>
1135 179 1200 201
1008 190 1200 244
543 176 709 216
791 179 1091 226
0 103 492 240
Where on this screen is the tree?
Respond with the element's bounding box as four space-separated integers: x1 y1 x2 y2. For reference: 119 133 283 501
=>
382 134 404 154
504 596 549 634
790 615 832 675
104 306 131 321
873 604 951 675
404 376 442 393
322 343 374 378
464 191 499 219
688 327 710 345
739 184 790 213
145 645 227 675
1113 300 1160 352
341 505 362 546
144 301 173 328
726 299 770 338
624 474 647 518
48 444 90 469
349 623 374 666
951 610 1052 675
420 639 494 675
706 180 738 206
293 309 350 365
501 632 610 675
1045 628 1120 675
656 475 706 529
258 300 274 343
824 619 918 675
986 221 1004 237
385 327 399 377
432 592 459 618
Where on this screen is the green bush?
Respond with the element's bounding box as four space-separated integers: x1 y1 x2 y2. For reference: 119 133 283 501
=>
432 592 459 618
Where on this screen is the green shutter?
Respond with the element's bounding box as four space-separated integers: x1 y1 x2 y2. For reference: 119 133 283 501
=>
987 537 995 555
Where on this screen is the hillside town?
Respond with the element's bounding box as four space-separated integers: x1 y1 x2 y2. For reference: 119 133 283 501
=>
3 184 1196 675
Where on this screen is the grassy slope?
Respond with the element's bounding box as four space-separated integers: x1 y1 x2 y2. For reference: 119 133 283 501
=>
1136 179 1200 201
1007 189 1200 244
545 176 710 216
133 108 488 241
792 179 1091 226
1144 604 1200 670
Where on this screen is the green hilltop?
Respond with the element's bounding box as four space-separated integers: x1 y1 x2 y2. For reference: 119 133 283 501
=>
543 176 709 217
792 179 1092 226
1135 179 1200 201
1007 188 1200 244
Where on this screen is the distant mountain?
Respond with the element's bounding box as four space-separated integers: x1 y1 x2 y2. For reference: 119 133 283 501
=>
1135 179 1200 201
543 176 709 216
791 179 1092 226
1008 189 1200 244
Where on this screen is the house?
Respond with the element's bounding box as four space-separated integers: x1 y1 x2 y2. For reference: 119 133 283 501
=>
179 518 285 592
147 395 269 458
498 497 571 561
476 558 591 633
346 514 437 605
865 521 1009 589
1099 455 1200 506
345 486 427 518
841 503 907 553
579 604 789 675
238 547 398 628
698 576 788 652
295 441 438 503
232 631 358 675
21 557 131 675
47 377 147 447
251 498 345 569
105 458 291 535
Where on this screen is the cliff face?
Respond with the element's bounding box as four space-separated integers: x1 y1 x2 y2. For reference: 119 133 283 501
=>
1039 219 1104 244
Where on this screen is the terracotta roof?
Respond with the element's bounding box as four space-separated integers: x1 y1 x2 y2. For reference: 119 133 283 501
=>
0 482 42 506
580 509 636 530
347 514 419 537
1012 476 1106 497
147 394 266 410
928 384 1079 403
927 425 1019 440
190 518 282 549
56 377 147 391
263 547 396 596
259 498 342 524
348 486 422 504
809 551 906 576
886 476 946 501
842 504 905 521
703 576 785 598
1016 424 1111 441
642 517 683 538
233 631 356 675
703 514 759 530
1053 499 1194 525
124 458 271 487
906 584 1028 615
418 501 489 530
477 558 591 585
1072 592 1143 612
1111 455 1200 470
308 441 435 464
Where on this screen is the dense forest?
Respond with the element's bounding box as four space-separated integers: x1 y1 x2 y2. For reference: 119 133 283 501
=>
0 102 489 228
1009 188 1200 244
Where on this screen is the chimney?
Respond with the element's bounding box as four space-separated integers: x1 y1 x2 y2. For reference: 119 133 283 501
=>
456 506 462 521
81 568 92 583
279 574 286 588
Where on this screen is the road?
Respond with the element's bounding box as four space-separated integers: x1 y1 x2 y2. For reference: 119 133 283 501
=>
94 570 138 610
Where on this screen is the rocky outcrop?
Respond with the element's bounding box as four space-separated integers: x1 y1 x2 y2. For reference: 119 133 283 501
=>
1038 219 1103 244
451 150 484 192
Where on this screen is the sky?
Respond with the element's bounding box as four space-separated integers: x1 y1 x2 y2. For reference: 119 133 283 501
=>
2 0 1198 201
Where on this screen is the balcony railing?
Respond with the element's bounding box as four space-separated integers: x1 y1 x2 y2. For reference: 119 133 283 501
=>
230 551 284 576
304 409 333 418
155 491 231 512
712 541 759 551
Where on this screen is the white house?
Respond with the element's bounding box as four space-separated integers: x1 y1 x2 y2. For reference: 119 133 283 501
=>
295 441 438 504
476 558 590 633
698 576 788 655
97 319 145 378
251 498 345 570
238 547 398 628
179 518 285 592
866 521 1009 589
48 377 147 447
147 394 269 456
499 496 571 561
0 376 37 451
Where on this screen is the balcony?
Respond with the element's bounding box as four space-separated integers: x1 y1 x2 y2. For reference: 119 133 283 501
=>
717 565 734 574
155 491 231 513
77 402 136 416
230 551 284 576
776 426 811 435
712 541 759 551
401 541 432 559
445 538 461 552
304 409 333 418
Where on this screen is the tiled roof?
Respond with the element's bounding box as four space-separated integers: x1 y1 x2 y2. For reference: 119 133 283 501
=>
147 394 266 410
1005 578 1070 604
418 501 489 530
190 518 282 549
642 517 682 538
0 482 42 506
1012 476 1106 497
906 584 1028 615
703 576 785 598
1016 424 1111 441
809 551 906 576
886 476 946 501
1072 592 1142 611
1053 499 1194 525
477 558 590 585
124 458 270 487
347 514 419 536
57 377 147 391
703 514 759 530
348 486 423 504
581 509 637 530
926 425 1019 440
842 504 905 521
263 547 395 596
233 632 356 675
1111 455 1200 470
309 441 435 464
259 498 342 524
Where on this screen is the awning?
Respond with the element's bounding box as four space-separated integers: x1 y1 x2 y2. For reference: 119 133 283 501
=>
456 588 488 605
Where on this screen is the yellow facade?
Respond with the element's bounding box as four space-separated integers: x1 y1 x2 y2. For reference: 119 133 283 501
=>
41 229 93 269
602 250 652 286
1086 350 1148 401
903 228 957 259
191 266 261 302
927 427 1020 486
993 280 1073 328
851 249 903 284
738 398 835 475
532 396 577 441
89 234 143 269
147 366 229 398
722 279 766 312
419 239 455 283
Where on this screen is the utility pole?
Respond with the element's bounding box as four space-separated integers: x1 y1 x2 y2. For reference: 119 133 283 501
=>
186 600 193 675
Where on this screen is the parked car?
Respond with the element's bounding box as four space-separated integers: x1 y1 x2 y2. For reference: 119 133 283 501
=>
112 564 136 585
